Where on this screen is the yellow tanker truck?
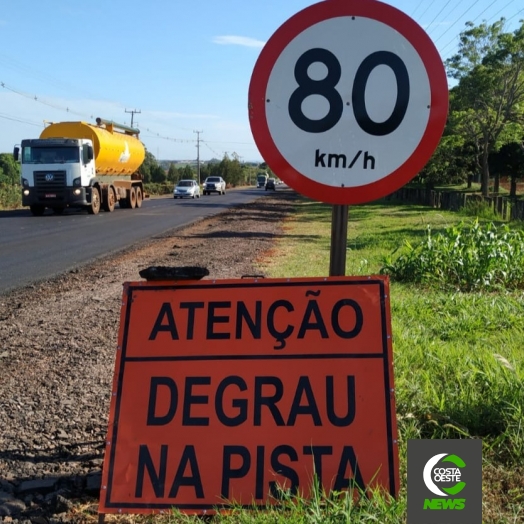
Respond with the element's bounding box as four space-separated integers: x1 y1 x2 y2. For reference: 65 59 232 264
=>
14 118 146 215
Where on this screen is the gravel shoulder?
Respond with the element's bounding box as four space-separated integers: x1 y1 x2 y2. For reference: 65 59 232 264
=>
0 191 298 523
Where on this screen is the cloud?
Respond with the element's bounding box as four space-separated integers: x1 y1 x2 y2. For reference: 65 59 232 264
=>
213 35 265 48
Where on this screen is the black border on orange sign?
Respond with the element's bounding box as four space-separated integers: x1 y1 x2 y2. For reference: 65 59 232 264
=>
99 277 399 513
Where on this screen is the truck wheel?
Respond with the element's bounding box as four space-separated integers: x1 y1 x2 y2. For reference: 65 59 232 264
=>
30 204 45 216
135 187 143 208
129 187 137 209
102 187 116 212
88 187 101 215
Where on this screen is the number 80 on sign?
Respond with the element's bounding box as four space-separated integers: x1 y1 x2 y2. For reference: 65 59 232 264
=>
248 0 448 205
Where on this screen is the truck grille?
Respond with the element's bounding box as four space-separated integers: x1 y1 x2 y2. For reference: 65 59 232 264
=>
34 170 67 201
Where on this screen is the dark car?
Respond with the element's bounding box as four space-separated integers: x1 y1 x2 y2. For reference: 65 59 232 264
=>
265 178 276 191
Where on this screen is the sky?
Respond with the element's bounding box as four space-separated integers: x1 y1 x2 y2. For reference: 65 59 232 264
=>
0 0 523 162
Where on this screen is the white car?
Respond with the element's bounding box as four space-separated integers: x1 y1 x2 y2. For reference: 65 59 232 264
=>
174 179 201 199
203 176 226 195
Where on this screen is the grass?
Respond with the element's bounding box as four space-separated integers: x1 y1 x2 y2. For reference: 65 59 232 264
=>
61 197 524 523
256 197 524 523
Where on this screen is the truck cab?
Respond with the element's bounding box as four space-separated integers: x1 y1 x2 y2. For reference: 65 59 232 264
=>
256 172 268 188
16 138 96 216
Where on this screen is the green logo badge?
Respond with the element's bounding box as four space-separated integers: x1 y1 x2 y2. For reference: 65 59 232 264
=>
423 453 466 496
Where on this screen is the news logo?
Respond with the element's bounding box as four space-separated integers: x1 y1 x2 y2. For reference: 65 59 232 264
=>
407 439 482 524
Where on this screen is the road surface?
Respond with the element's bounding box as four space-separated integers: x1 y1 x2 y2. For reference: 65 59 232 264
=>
0 187 274 295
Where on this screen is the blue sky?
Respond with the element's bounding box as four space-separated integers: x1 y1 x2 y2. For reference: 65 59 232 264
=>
0 0 523 162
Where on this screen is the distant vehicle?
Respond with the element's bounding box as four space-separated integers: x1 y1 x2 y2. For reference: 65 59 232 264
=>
257 172 269 188
173 179 200 199
203 176 226 195
265 178 276 191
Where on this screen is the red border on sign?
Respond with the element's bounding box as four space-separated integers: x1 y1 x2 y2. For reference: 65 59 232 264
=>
248 0 449 205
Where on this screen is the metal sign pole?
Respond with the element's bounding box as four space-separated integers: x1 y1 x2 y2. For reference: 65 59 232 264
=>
329 204 349 276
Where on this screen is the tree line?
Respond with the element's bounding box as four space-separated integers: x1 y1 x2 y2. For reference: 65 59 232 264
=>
417 18 524 196
141 150 268 187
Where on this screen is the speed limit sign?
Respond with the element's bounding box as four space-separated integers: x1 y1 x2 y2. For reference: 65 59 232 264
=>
248 0 448 205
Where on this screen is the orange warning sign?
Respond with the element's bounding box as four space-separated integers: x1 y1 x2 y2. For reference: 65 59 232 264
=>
99 276 399 515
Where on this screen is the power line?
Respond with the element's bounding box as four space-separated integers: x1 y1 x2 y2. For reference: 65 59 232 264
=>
505 6 524 23
202 140 223 158
0 113 43 128
1 79 252 152
425 0 454 34
410 0 426 19
439 2 523 58
433 0 484 44
488 0 518 23
417 3 437 24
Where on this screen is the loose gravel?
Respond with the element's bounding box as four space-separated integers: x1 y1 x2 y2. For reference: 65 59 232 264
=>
0 191 297 523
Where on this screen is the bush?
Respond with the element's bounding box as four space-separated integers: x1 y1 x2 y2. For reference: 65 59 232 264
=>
380 220 524 291
460 199 500 220
0 183 21 209
144 182 173 196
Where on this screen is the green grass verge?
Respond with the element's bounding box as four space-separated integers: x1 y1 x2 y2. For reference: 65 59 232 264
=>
255 197 524 523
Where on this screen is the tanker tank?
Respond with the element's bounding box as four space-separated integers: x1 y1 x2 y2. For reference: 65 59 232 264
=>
39 120 145 176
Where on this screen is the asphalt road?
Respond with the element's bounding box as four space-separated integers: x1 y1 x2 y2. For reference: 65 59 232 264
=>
0 187 272 295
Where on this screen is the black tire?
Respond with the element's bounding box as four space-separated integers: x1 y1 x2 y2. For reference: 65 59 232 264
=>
135 186 143 208
88 187 101 215
129 187 137 209
30 204 45 216
102 187 115 212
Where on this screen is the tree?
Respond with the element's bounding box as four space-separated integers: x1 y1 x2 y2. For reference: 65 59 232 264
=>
416 135 475 188
446 19 524 196
181 165 194 180
200 163 211 181
227 153 243 186
0 153 20 184
258 161 274 177
167 163 179 183
140 150 158 183
489 141 524 197
151 164 167 183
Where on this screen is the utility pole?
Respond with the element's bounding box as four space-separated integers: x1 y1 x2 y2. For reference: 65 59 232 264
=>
194 130 203 184
125 108 141 128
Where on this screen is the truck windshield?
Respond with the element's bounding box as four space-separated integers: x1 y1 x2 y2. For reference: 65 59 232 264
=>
22 146 79 164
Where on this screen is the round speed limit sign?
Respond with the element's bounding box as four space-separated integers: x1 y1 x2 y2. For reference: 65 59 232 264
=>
248 0 448 205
